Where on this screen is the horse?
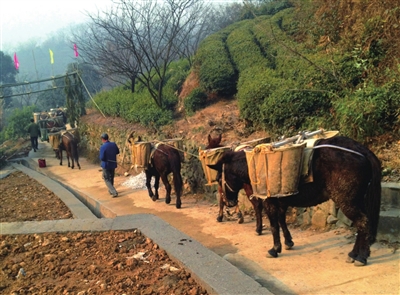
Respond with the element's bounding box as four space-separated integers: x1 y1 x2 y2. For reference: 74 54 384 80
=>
208 136 382 266
58 131 81 169
145 143 183 209
205 133 245 224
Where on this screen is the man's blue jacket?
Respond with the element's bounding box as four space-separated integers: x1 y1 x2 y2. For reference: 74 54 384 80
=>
100 141 120 169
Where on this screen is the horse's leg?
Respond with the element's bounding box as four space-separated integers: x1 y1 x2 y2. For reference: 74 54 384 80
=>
153 174 160 201
277 205 294 250
341 207 370 266
264 200 282 258
249 197 263 235
160 173 171 204
216 186 225 222
59 149 63 166
69 151 75 169
76 156 81 169
234 204 244 224
66 152 71 168
144 170 155 199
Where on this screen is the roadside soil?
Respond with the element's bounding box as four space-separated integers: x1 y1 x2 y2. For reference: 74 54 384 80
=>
0 171 208 295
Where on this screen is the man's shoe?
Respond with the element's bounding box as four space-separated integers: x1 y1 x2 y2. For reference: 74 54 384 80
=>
34 149 36 152
112 193 118 198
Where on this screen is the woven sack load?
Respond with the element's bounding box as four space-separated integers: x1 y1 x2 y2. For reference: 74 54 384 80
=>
48 132 61 150
163 138 184 162
33 113 41 123
240 137 271 148
244 144 270 195
54 116 64 127
199 146 231 185
245 142 306 198
132 142 152 168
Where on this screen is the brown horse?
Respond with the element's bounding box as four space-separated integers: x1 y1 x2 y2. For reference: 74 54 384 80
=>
58 131 81 169
145 143 183 209
208 136 381 266
205 133 246 224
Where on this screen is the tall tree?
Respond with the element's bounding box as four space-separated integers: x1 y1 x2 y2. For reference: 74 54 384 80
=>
73 0 211 109
0 51 18 108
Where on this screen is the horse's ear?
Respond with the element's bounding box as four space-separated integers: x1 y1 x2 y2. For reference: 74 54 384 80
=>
217 133 222 143
207 163 222 172
208 134 212 143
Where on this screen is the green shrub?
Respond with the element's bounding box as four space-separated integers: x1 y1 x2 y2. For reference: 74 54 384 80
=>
195 28 238 96
333 82 400 140
0 106 39 141
236 66 279 128
226 18 274 73
184 88 208 116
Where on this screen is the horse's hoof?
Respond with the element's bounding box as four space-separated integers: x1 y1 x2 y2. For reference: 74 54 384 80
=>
346 256 355 263
267 249 278 258
354 259 366 266
176 203 181 209
151 196 157 202
237 217 244 224
165 198 171 204
285 241 294 250
347 251 357 263
216 216 223 222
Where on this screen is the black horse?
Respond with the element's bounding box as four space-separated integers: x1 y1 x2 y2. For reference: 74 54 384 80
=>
205 133 246 224
208 136 381 266
145 143 183 209
58 131 81 169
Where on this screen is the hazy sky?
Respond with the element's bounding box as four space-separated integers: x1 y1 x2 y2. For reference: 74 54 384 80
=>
0 0 239 52
0 0 113 51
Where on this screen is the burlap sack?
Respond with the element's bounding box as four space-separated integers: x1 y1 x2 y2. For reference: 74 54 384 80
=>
245 142 306 198
132 142 152 168
199 146 231 185
48 132 61 150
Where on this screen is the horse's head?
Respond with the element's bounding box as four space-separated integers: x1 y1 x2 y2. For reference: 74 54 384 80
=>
207 151 244 208
206 133 222 149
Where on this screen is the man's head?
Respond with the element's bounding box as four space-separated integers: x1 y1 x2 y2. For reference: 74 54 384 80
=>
101 133 109 141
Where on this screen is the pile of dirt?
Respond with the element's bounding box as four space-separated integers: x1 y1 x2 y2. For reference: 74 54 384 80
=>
0 171 208 295
0 171 73 222
1 231 208 295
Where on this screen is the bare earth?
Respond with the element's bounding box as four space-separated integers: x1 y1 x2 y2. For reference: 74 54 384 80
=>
0 172 208 295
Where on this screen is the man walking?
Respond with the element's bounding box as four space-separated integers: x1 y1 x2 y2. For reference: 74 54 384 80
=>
99 133 120 197
27 118 41 152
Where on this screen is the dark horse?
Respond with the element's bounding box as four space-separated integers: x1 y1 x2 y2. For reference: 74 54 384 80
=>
205 133 245 224
208 136 381 266
145 143 183 209
58 131 81 169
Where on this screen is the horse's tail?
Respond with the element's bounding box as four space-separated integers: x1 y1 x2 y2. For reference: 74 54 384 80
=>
72 140 79 162
364 150 382 244
171 151 183 198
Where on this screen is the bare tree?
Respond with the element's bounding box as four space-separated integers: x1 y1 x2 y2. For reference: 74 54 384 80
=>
74 0 211 109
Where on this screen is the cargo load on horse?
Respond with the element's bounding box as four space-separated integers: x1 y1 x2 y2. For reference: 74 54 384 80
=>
130 137 183 209
208 130 381 266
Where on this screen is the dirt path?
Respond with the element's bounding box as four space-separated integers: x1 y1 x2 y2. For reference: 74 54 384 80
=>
24 142 400 294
